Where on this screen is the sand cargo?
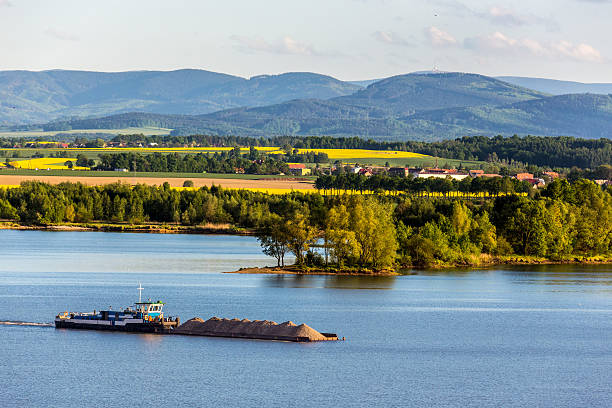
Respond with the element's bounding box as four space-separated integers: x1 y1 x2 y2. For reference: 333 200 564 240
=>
174 317 339 342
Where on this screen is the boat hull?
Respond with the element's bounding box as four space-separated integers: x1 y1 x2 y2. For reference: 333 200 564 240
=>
55 319 175 334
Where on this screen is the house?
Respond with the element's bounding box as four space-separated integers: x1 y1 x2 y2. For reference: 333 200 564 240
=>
288 163 311 176
524 178 546 188
543 171 560 179
515 172 534 181
469 169 485 177
415 168 469 180
479 173 502 178
234 167 245 174
358 168 373 177
416 172 469 181
388 167 410 177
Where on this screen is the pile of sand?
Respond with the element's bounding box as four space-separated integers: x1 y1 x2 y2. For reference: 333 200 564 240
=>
175 317 329 341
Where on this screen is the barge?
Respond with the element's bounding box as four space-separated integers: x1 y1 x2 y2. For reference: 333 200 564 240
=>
55 285 340 342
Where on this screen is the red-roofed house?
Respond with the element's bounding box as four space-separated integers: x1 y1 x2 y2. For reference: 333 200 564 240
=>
515 173 534 181
288 163 311 176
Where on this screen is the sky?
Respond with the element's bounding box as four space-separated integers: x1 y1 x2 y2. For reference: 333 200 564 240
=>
0 0 611 82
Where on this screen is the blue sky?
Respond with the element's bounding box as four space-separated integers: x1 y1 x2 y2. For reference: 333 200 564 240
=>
0 0 610 82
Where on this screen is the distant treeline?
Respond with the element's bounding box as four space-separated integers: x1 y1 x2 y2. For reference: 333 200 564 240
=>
95 150 289 174
107 134 611 169
0 179 609 269
315 174 533 196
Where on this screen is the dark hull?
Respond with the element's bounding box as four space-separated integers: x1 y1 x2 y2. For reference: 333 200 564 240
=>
55 320 174 334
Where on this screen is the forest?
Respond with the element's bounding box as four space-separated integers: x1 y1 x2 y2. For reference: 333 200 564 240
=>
95 149 289 174
0 179 609 270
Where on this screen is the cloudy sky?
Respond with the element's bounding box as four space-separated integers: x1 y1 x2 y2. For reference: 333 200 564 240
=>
0 0 610 82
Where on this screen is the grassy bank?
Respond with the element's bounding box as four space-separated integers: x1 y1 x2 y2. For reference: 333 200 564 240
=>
0 221 251 235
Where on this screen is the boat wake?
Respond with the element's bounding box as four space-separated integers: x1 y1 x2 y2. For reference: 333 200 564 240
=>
0 320 53 327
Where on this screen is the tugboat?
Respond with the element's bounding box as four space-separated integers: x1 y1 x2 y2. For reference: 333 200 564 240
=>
55 284 180 334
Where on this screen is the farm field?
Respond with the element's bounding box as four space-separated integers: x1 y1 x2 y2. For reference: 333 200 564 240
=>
0 173 315 191
0 169 315 180
1 146 485 168
8 158 89 170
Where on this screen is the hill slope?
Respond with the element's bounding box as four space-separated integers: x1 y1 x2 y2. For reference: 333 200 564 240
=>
409 94 612 138
498 76 612 96
0 69 361 125
334 72 547 115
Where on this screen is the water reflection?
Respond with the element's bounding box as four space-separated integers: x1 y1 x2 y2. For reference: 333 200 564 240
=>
263 274 397 290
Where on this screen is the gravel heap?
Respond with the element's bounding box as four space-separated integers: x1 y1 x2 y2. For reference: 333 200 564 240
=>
175 317 329 341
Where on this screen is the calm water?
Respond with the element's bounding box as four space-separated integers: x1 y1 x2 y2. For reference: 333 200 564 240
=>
1 230 611 408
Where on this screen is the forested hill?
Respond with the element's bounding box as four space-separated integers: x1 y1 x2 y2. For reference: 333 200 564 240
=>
333 72 547 115
409 93 612 139
46 92 612 141
498 76 612 96
0 69 361 125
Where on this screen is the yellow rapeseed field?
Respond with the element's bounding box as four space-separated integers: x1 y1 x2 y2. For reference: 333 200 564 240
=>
9 158 89 170
20 146 428 159
293 148 429 159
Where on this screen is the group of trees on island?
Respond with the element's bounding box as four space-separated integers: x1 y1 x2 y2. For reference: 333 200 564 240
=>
0 178 609 269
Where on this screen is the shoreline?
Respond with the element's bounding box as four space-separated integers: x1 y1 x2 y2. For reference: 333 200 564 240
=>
0 221 253 235
227 258 612 276
225 266 402 276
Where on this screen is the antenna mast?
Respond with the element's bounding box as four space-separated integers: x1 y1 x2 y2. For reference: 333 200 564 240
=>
137 283 143 303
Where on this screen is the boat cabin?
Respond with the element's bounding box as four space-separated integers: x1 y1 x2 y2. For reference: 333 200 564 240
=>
135 301 165 319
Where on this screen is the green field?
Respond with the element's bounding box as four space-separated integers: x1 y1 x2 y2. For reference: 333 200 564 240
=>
0 168 316 180
0 127 172 138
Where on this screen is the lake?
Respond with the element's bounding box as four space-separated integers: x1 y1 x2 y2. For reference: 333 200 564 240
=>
1 229 611 407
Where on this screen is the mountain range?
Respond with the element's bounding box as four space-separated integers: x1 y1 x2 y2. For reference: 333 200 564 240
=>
1 69 612 141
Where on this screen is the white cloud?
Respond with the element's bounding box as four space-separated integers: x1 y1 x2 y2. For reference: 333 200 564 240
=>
487 7 528 26
44 28 79 42
372 31 413 47
231 35 319 56
425 26 457 47
552 41 602 62
464 32 603 62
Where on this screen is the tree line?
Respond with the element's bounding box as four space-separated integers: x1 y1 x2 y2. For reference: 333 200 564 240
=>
95 150 289 174
0 179 608 270
315 174 533 197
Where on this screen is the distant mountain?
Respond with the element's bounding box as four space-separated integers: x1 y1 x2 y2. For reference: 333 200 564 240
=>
335 73 547 115
31 71 612 141
347 79 382 87
0 69 361 125
498 76 612 96
408 93 612 139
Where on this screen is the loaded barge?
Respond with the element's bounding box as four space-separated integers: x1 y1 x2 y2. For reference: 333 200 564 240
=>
55 285 339 342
